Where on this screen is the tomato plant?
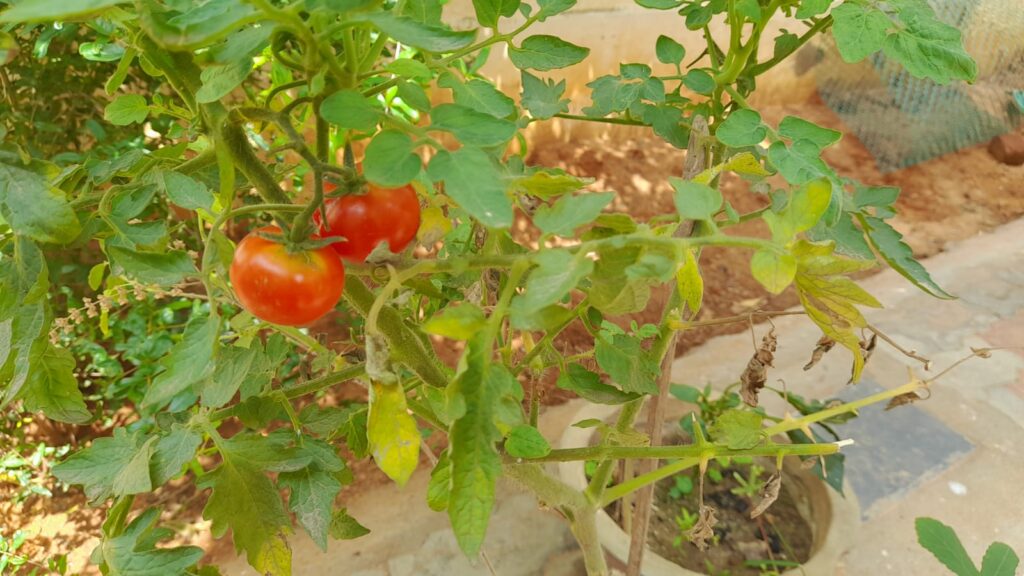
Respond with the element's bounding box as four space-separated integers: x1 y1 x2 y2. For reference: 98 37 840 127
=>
229 227 346 326
0 0 980 574
317 180 421 262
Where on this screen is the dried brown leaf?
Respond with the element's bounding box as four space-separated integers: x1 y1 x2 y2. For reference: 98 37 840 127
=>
749 473 781 518
803 335 836 371
685 505 718 551
849 334 878 384
885 391 923 410
740 329 777 407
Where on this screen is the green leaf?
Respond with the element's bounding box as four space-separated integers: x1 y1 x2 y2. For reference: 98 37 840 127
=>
751 249 797 294
387 58 433 81
636 0 682 9
537 0 575 20
778 116 841 149
155 170 213 212
202 344 259 408
279 467 342 551
671 178 722 221
139 0 262 51
320 89 380 132
768 139 836 186
511 168 589 199
854 185 900 209
676 248 703 317
795 0 830 19
196 60 252 103
107 246 198 287
980 542 1019 576
52 428 154 503
509 35 590 71
104 94 149 126
682 69 716 95
534 192 614 236
510 249 593 318
556 363 640 405
0 0 125 22
429 103 516 147
151 425 202 486
471 0 520 28
363 13 476 52
99 508 203 576
201 436 293 576
329 508 370 540
655 34 686 64
141 315 219 410
641 104 690 149
448 346 511 556
716 108 766 147
427 452 452 511
440 75 516 118
915 518 981 576
0 159 81 244
520 71 570 119
396 80 432 111
368 381 420 486
583 75 642 117
588 246 655 315
735 0 760 20
363 130 421 187
830 2 891 63
858 215 953 299
882 8 977 84
79 41 124 62
709 409 764 449
428 147 512 228
20 344 90 424
211 26 274 63
595 334 659 395
423 304 487 340
505 425 551 458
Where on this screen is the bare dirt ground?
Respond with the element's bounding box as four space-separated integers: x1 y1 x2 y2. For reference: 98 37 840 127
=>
5 99 1023 574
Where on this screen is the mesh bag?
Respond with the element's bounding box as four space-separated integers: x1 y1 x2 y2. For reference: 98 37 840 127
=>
815 0 1024 172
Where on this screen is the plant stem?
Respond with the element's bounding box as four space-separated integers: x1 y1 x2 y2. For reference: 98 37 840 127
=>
763 377 925 436
585 398 644 503
535 441 841 463
602 457 700 507
748 16 833 77
550 113 651 127
208 363 366 422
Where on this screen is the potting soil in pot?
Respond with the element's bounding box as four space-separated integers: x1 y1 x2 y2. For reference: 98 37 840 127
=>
614 465 814 575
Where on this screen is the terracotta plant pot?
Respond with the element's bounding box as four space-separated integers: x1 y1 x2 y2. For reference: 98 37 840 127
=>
557 402 861 576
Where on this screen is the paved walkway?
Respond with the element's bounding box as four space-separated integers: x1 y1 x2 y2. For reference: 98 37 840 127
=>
220 218 1024 575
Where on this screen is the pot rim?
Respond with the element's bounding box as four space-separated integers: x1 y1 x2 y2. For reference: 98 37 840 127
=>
557 402 861 576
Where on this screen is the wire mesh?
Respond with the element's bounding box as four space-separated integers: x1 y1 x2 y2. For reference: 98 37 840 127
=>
815 0 1024 172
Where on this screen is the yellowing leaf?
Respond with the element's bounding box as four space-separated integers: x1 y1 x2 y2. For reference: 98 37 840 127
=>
368 381 420 486
417 205 452 245
793 242 883 381
751 250 796 294
676 248 703 317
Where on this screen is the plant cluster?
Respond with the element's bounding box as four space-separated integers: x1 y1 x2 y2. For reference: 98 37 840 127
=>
0 0 986 574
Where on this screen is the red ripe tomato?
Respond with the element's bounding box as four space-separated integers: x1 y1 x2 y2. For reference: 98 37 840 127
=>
317 180 421 262
229 227 345 326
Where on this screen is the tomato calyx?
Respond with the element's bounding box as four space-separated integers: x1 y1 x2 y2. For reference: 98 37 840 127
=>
324 169 365 198
253 227 346 253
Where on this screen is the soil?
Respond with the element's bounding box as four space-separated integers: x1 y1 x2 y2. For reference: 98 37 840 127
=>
641 466 812 576
6 99 1023 574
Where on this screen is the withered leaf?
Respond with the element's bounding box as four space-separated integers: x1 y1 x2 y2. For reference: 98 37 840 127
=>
740 329 777 407
848 333 878 383
685 504 719 551
803 335 836 371
749 473 781 519
885 390 923 410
